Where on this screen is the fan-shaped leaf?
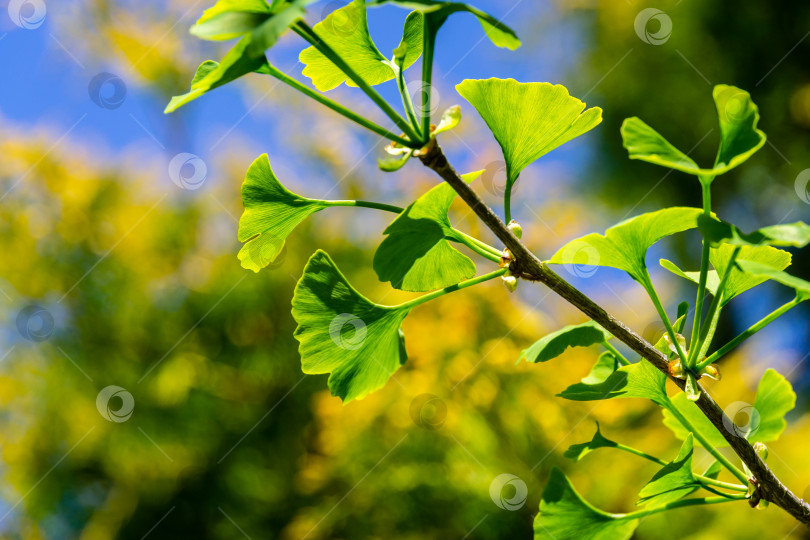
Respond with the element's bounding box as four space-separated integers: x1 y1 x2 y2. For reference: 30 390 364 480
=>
457 79 601 185
166 0 312 112
621 85 766 178
637 435 699 507
736 260 810 301
373 172 481 292
300 0 423 91
292 250 411 403
534 468 638 540
663 369 796 447
698 216 810 248
660 244 792 306
559 360 667 406
547 207 703 282
520 321 611 364
370 0 520 50
238 154 328 272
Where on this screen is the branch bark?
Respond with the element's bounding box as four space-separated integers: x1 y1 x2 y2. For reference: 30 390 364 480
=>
419 140 810 526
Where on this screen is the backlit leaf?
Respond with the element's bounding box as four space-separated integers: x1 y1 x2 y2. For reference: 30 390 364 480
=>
736 260 810 301
698 216 810 248
662 369 796 447
457 79 601 185
237 154 328 272
166 0 312 112
292 250 411 403
621 85 766 178
520 321 611 364
660 244 792 306
370 0 520 50
299 0 423 91
534 468 638 540
373 172 482 291
547 207 703 282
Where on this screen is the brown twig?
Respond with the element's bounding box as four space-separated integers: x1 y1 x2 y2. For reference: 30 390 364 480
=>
419 140 810 526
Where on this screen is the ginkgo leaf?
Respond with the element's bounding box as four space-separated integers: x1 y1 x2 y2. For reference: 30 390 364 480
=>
166 0 312 112
191 0 273 41
299 0 422 91
637 435 699 507
292 250 411 403
736 261 810 301
663 369 796 447
621 85 766 178
192 0 313 55
373 172 482 291
456 79 602 185
238 154 328 272
698 217 810 249
520 321 611 363
534 468 638 540
369 0 520 50
564 422 619 462
547 207 704 283
433 105 461 136
165 43 272 112
559 360 668 407
660 244 793 306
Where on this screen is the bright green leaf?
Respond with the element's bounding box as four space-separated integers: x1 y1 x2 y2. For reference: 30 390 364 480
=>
547 207 704 282
663 369 796 447
165 42 272 112
559 360 668 406
564 422 618 462
637 435 699 507
191 0 273 41
370 0 520 50
621 84 766 178
292 250 411 403
698 216 810 248
457 79 602 185
433 105 461 136
238 154 328 272
581 352 620 384
736 260 810 301
373 172 482 291
534 468 638 540
660 245 793 306
167 0 312 112
520 321 611 364
299 0 423 91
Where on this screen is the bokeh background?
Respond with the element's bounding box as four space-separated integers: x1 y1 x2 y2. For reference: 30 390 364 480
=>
2 0 810 538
